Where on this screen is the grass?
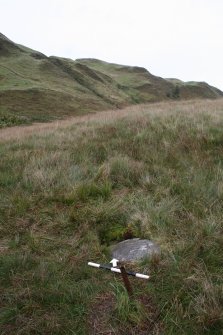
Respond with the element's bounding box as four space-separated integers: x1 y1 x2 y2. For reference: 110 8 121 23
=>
0 109 30 128
0 99 223 334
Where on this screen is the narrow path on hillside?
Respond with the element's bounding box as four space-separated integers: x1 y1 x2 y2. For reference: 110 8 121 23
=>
0 99 222 143
0 64 28 79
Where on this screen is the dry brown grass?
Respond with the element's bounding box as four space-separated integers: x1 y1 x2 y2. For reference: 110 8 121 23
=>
1 99 223 143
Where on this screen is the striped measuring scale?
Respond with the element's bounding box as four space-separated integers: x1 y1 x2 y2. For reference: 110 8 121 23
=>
88 261 150 280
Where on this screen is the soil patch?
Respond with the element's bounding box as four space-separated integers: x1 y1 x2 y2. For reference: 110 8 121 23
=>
88 292 163 335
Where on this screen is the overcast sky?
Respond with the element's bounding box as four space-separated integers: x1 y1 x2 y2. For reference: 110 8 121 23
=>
1 0 223 90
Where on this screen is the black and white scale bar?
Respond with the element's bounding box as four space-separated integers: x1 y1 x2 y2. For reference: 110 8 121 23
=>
88 262 150 280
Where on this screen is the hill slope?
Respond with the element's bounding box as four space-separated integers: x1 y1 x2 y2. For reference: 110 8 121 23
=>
0 32 223 126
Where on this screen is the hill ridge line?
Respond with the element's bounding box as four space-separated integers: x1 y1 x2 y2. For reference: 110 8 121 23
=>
0 32 223 128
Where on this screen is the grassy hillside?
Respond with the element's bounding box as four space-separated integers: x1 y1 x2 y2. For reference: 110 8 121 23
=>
0 99 223 334
1 33 223 128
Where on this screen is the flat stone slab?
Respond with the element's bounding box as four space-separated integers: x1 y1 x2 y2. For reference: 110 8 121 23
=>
111 238 160 262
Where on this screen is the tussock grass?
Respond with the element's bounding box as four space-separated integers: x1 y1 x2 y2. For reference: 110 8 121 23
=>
0 99 223 334
111 282 146 325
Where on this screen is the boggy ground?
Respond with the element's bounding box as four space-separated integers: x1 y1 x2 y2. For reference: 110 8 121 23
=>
0 99 223 334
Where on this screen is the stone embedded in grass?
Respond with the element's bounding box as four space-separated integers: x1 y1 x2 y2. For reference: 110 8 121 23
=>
111 238 160 262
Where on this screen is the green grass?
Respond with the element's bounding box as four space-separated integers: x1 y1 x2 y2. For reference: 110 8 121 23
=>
0 100 223 334
0 109 30 128
1 35 223 127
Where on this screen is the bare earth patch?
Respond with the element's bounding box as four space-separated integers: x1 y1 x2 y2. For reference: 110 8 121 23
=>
88 292 162 335
88 293 116 335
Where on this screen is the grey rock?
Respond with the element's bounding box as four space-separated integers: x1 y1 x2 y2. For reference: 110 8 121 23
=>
111 238 160 262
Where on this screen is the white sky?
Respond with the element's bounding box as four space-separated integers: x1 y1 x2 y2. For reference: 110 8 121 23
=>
1 0 223 90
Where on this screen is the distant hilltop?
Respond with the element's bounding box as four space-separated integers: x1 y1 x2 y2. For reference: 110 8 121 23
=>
0 32 223 125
